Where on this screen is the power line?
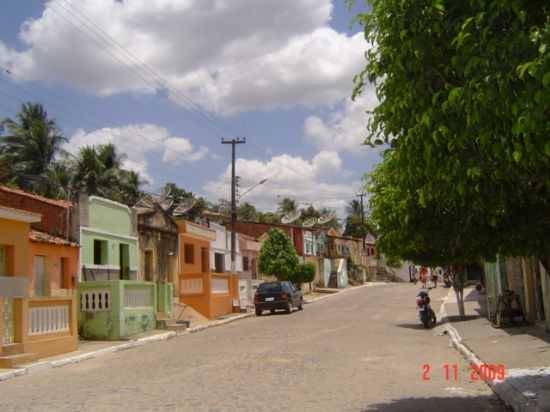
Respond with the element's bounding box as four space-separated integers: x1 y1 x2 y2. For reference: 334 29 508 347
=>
51 0 241 139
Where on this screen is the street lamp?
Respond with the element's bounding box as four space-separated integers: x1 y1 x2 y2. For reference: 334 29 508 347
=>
239 178 268 200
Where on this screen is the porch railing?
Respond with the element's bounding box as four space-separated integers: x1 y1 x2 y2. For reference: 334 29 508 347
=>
28 304 70 336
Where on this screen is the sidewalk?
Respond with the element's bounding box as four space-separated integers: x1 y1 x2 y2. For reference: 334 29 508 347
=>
443 287 550 412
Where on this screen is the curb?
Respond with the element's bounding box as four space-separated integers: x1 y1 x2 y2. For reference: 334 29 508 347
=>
440 289 537 412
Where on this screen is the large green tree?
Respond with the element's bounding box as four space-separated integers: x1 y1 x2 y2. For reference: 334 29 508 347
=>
0 103 67 194
353 0 550 314
258 229 299 281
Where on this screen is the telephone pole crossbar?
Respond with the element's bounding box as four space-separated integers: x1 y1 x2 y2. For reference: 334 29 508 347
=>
221 137 246 272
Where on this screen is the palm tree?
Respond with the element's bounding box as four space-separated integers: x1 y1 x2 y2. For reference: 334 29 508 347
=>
277 197 298 216
72 143 145 206
0 103 67 193
119 170 145 206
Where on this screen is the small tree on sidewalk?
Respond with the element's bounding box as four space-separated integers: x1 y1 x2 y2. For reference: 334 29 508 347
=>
292 262 316 290
258 229 299 281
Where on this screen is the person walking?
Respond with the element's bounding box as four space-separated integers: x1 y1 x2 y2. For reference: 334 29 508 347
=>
419 266 428 289
431 267 438 288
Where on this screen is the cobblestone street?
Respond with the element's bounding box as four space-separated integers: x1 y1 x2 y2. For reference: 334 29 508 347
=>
0 284 509 411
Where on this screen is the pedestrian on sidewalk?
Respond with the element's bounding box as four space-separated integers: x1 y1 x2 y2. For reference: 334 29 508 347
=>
419 266 428 289
431 267 438 288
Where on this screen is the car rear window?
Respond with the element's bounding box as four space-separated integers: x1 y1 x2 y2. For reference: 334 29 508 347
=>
258 283 282 293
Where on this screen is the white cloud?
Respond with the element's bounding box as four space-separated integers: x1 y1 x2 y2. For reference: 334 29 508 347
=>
204 151 359 217
0 0 366 114
66 124 207 182
304 89 379 153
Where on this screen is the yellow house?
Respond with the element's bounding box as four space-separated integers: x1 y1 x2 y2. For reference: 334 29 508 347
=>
0 206 78 368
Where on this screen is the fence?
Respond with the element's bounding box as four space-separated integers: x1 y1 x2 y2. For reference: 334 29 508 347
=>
78 280 157 339
238 279 263 308
179 272 239 319
1 296 79 360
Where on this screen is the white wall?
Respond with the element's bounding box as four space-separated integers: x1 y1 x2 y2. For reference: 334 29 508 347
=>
209 222 243 272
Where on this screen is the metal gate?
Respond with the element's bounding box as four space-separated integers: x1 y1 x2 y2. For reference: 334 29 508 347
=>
2 298 14 345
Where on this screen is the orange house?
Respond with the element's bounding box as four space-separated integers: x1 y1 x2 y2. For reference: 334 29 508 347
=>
176 220 239 319
0 205 78 368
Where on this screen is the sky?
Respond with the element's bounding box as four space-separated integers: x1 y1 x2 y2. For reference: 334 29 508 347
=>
0 0 380 216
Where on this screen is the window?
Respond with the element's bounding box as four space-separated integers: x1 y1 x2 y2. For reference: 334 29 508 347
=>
214 253 225 273
184 244 194 264
93 240 108 265
243 256 249 271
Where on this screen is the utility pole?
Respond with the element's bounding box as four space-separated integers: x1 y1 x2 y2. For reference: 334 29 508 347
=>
221 137 246 272
357 193 367 249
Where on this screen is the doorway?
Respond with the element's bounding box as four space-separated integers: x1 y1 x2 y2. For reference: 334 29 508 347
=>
120 244 130 280
144 250 153 281
60 257 68 289
34 255 46 296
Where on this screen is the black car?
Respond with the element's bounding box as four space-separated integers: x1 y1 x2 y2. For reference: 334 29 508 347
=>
254 281 304 316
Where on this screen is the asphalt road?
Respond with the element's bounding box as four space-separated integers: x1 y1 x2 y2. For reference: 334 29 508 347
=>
0 284 509 412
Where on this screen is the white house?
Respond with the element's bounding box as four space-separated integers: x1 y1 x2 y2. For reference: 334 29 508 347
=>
208 222 243 273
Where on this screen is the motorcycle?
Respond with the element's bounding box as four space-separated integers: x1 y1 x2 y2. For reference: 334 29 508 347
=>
416 291 437 328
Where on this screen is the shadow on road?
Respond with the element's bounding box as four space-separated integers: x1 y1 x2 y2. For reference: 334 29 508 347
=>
394 323 432 330
361 395 510 411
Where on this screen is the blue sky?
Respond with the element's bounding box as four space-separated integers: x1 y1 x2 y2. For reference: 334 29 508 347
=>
0 0 380 215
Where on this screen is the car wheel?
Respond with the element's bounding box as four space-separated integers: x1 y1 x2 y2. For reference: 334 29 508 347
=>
270 309 275 314
286 302 292 314
255 307 262 316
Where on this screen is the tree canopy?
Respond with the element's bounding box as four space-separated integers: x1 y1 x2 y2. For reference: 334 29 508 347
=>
258 228 299 281
354 0 550 264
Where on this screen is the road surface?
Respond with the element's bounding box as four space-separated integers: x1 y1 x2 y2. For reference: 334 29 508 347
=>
0 284 509 411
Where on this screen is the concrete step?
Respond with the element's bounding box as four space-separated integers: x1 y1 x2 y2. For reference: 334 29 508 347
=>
1 343 24 355
0 352 39 368
165 322 188 332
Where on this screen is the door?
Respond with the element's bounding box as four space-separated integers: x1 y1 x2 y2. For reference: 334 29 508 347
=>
144 250 153 281
0 245 6 276
60 257 68 289
34 256 46 297
120 244 130 280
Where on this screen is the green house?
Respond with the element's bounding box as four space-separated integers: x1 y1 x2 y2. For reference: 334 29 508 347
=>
76 195 139 281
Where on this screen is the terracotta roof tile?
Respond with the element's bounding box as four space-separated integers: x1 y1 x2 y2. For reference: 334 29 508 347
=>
0 186 72 208
29 230 79 247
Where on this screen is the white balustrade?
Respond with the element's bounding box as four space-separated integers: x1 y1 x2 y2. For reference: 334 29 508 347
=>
124 287 153 308
28 305 69 336
181 278 203 295
80 290 111 312
211 277 229 294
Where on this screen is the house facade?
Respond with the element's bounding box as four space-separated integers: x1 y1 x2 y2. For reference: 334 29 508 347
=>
238 233 260 280
177 220 239 319
0 192 78 367
209 222 242 273
137 205 178 284
76 195 139 281
75 195 157 340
